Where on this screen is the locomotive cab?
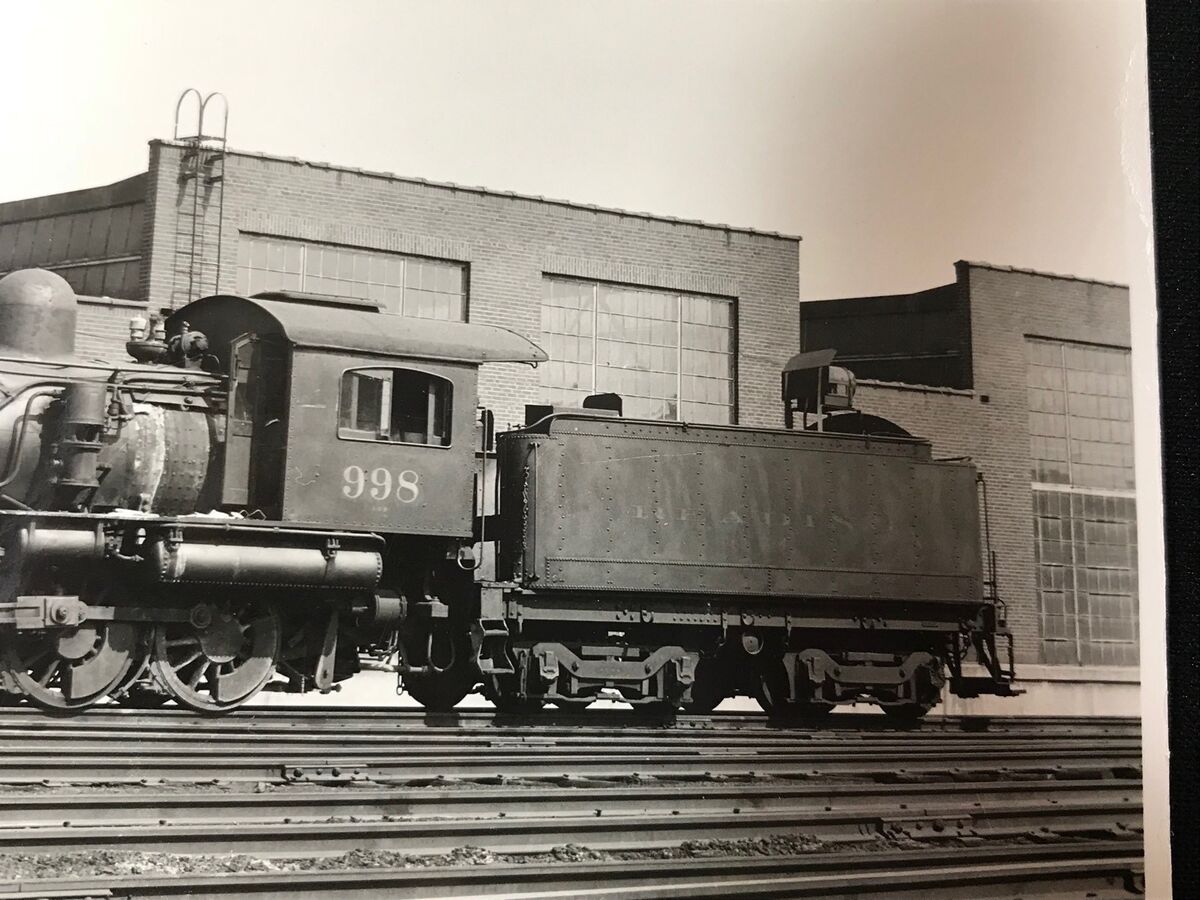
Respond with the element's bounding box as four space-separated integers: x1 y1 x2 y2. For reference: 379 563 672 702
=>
168 293 546 534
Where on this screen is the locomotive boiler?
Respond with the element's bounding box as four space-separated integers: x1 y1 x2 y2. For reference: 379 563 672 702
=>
0 268 1018 716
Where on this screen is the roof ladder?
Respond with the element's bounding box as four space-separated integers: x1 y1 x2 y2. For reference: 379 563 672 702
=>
172 89 229 307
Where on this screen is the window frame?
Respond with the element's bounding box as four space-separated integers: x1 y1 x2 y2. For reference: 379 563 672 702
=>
336 365 455 449
539 276 737 424
1026 336 1137 666
237 234 469 322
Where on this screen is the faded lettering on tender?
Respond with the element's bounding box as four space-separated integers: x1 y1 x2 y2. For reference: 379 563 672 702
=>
628 505 795 527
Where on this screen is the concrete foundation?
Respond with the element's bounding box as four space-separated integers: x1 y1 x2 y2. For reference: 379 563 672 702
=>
941 665 1141 717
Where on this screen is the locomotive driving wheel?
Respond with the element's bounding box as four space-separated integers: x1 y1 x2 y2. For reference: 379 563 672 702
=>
0 621 140 712
150 601 281 714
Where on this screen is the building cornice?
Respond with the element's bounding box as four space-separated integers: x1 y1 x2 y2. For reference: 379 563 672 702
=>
151 139 802 244
958 259 1128 290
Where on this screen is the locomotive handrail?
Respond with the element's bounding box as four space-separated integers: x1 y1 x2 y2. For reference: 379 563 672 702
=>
976 472 1002 609
0 357 226 387
460 407 492 572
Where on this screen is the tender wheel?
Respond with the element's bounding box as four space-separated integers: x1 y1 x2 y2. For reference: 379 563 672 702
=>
681 658 726 714
756 658 834 720
0 622 140 712
150 601 281 714
483 675 544 713
402 631 477 712
404 668 477 711
879 662 943 724
755 658 793 716
551 697 594 712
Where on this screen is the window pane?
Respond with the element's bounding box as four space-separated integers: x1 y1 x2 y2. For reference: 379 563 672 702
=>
338 367 452 447
1028 338 1136 666
1032 486 1138 666
1028 338 1134 491
540 277 732 422
237 236 465 321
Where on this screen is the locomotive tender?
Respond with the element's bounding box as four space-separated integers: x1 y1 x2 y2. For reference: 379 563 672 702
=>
0 268 1017 715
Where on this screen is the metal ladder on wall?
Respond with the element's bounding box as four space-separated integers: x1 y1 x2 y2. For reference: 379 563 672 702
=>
172 89 229 307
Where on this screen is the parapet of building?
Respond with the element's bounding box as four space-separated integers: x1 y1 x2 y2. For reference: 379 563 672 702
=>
803 262 1138 714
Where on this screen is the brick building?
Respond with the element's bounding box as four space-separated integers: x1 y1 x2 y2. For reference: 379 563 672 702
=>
802 262 1138 714
0 139 800 431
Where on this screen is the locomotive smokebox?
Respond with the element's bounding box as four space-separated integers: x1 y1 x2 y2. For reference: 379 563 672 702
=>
0 269 78 360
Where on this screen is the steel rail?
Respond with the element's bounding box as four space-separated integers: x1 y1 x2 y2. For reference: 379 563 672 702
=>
0 795 1142 855
0 841 1144 899
0 720 1141 756
0 727 1145 754
0 778 1141 828
0 707 1143 734
0 744 1142 784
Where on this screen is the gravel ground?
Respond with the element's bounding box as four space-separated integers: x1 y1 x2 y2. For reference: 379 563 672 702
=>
0 832 945 881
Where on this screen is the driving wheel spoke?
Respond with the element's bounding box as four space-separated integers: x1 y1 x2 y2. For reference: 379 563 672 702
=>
36 658 60 687
187 660 211 689
150 601 281 715
0 620 140 712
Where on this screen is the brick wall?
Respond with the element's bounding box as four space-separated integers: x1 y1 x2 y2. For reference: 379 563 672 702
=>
962 263 1131 666
827 263 1132 666
141 141 801 428
74 297 144 362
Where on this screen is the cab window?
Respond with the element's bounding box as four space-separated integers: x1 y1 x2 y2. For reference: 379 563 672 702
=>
338 367 452 447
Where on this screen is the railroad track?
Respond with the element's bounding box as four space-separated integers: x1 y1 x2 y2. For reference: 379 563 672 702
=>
0 843 1145 899
0 710 1144 897
0 708 1142 784
0 746 1141 784
0 704 1146 733
0 785 1141 856
0 778 1141 828
0 714 1143 746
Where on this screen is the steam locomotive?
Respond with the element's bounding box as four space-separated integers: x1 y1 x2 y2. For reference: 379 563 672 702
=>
0 268 1017 716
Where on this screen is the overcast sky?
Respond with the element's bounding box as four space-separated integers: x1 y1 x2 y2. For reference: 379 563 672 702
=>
3 0 1147 300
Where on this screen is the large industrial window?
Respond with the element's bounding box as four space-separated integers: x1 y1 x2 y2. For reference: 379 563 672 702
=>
338 367 452 447
237 235 466 322
540 278 734 423
1027 338 1137 666
0 204 144 299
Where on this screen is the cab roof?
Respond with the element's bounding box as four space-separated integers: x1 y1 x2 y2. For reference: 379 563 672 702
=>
169 294 548 366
